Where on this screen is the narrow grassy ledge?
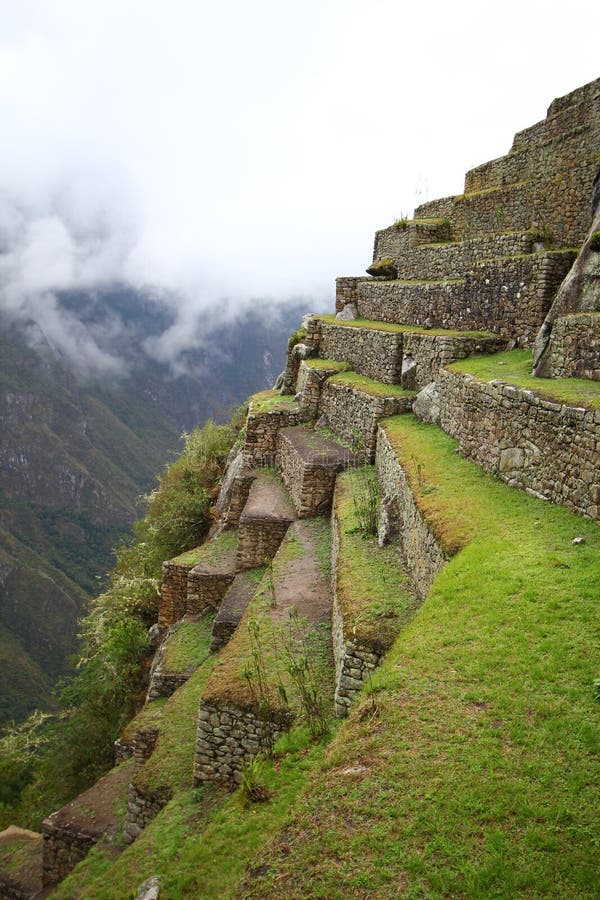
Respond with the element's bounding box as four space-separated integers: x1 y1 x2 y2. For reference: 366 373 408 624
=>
249 390 300 415
327 370 414 400
161 614 215 672
243 417 600 898
203 519 334 718
316 313 490 339
134 656 217 795
448 349 600 410
334 469 418 651
303 358 350 372
119 699 168 745
170 531 238 569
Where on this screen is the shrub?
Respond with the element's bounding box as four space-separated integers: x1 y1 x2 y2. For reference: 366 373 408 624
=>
589 230 600 252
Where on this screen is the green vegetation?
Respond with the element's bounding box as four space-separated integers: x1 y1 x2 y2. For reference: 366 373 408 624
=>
170 530 238 568
287 326 307 350
316 313 494 339
449 349 600 410
0 418 239 831
393 216 409 229
53 728 334 899
327 370 414 399
249 389 300 415
334 469 418 650
244 416 600 897
590 229 600 251
161 615 215 672
303 357 350 371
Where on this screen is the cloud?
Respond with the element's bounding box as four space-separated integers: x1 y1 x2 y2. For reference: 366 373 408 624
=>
0 0 598 375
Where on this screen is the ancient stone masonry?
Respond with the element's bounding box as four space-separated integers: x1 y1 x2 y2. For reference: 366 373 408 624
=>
546 314 600 380
194 700 287 787
318 378 413 458
123 784 172 845
315 319 403 384
438 368 600 520
158 555 196 628
236 471 296 569
210 571 260 651
295 359 349 419
243 393 304 467
276 426 357 518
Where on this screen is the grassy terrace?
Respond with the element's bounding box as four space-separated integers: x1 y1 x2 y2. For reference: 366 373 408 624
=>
203 519 333 716
449 349 600 410
161 613 215 672
327 370 414 400
303 357 350 371
249 389 300 415
243 415 600 898
316 313 492 339
169 530 238 568
334 468 418 651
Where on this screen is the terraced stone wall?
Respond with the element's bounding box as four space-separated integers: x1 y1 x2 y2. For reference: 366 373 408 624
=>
438 368 600 519
317 321 402 384
545 313 600 381
123 784 172 845
42 823 96 886
194 700 286 786
187 568 234 615
159 560 194 628
337 251 575 345
376 427 447 597
243 405 304 467
319 381 412 458
402 332 507 391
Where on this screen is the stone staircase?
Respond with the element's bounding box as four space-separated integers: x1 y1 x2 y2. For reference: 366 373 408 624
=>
22 77 600 897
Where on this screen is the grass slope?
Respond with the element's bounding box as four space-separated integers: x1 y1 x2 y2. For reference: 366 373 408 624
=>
242 416 600 898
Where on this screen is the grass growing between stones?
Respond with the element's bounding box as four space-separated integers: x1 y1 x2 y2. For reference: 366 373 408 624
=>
161 613 216 672
52 727 335 899
449 349 600 409
334 468 419 651
327 370 414 399
303 357 350 371
242 416 600 898
317 313 494 339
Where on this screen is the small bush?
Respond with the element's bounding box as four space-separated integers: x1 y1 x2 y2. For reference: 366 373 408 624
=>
589 230 600 252
394 216 409 230
351 467 380 537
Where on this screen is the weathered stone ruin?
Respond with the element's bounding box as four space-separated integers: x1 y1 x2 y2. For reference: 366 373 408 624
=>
8 77 598 895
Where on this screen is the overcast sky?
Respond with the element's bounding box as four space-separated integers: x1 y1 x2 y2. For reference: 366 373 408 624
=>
0 0 598 372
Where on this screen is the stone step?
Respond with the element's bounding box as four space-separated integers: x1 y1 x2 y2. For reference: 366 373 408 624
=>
305 316 506 391
195 518 332 787
242 389 303 468
236 470 296 570
316 371 414 459
336 250 576 347
210 570 263 651
276 425 357 518
42 761 133 886
187 531 239 614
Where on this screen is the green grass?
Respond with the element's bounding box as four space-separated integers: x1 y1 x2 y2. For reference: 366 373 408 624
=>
249 390 300 415
449 349 600 410
242 415 600 898
334 469 419 651
203 521 334 719
327 370 414 399
169 530 238 568
0 833 42 877
161 614 215 672
316 313 491 339
303 358 350 371
53 727 335 899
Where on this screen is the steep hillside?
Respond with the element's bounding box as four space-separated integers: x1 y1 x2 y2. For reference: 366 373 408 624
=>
0 292 305 723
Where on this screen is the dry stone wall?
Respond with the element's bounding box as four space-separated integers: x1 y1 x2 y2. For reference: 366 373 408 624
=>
319 380 412 458
316 321 403 384
546 314 600 380
438 368 600 519
194 700 286 786
123 784 172 845
158 559 194 628
42 822 97 886
243 404 304 467
187 567 234 615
